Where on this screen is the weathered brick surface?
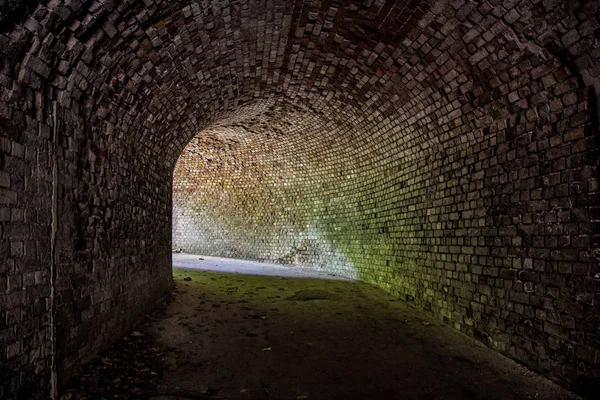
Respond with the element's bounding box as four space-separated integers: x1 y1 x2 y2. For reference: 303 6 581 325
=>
1 0 600 398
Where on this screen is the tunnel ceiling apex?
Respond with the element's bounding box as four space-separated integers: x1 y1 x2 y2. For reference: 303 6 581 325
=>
1 0 599 161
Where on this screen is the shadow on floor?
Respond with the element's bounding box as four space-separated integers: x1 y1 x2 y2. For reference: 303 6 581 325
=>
61 258 580 400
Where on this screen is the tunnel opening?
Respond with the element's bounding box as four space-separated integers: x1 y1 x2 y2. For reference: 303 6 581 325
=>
1 0 599 398
171 103 368 280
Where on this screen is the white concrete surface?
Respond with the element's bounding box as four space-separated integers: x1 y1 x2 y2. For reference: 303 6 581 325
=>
172 253 352 280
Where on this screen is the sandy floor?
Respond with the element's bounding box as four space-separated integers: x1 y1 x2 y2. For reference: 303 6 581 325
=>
144 255 580 400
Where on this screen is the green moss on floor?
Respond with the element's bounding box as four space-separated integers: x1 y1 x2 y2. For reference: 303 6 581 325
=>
160 267 579 399
172 266 367 307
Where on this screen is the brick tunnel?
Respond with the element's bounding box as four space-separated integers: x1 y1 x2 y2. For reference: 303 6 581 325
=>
1 0 600 398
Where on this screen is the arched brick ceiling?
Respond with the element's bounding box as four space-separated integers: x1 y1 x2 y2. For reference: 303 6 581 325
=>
5 0 598 168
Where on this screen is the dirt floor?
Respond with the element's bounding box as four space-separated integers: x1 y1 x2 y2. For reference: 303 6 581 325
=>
61 257 581 400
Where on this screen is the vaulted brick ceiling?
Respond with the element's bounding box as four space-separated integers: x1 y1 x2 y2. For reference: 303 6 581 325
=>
8 0 598 165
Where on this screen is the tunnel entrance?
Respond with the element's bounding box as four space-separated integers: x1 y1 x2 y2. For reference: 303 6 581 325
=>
171 116 361 280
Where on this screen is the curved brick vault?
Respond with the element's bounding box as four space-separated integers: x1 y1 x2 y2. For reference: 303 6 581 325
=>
1 0 599 398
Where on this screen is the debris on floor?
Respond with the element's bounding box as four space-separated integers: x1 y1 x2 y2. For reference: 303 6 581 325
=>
59 332 166 399
60 265 582 400
60 296 174 400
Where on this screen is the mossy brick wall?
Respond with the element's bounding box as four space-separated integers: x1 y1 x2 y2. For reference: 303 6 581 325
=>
1 0 600 398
